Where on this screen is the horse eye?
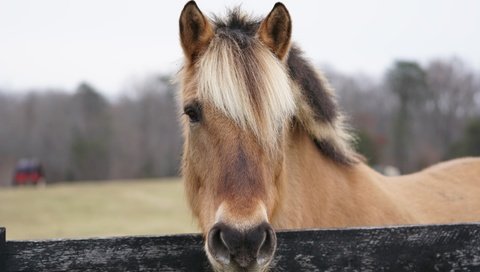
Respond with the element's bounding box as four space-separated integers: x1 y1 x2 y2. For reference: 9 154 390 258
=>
184 104 201 123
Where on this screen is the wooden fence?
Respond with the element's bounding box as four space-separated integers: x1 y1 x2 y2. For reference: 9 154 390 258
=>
1 223 480 271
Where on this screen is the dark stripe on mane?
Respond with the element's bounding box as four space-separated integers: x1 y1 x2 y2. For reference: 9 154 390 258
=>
287 46 358 165
314 138 357 165
287 46 338 123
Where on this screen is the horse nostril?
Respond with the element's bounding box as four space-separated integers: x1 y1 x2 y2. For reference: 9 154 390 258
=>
207 225 231 265
206 222 277 268
256 224 277 265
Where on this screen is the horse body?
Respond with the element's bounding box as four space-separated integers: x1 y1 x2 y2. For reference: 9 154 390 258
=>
178 2 480 271
386 158 480 224
274 124 480 229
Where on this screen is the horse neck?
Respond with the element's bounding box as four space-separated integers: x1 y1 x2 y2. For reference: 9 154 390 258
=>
271 124 414 229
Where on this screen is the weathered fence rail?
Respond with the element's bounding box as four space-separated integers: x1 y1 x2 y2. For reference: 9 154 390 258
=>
1 223 480 271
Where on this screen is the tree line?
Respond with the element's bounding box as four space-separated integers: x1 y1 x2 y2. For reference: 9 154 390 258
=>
0 76 182 185
0 58 479 185
327 57 480 172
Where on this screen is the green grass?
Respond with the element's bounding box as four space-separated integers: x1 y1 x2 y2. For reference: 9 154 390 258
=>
0 179 199 240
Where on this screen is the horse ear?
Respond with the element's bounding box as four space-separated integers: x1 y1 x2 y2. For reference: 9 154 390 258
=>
257 3 292 60
179 1 214 63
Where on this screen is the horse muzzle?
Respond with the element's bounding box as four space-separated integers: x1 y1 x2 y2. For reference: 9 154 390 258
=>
206 222 277 271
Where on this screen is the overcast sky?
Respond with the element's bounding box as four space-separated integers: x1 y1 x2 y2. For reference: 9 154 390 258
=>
1 0 479 96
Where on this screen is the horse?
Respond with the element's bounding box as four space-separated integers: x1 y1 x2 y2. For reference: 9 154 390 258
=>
177 1 480 271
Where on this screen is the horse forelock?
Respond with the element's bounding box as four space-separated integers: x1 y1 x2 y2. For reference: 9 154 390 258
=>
196 19 296 149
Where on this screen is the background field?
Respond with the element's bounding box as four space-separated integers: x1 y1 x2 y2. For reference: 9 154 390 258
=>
0 179 198 240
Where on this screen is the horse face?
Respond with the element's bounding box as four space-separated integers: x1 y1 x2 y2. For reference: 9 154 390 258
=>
182 101 281 270
179 2 293 271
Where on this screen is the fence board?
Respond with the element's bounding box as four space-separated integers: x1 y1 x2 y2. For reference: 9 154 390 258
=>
0 228 5 272
1 223 480 271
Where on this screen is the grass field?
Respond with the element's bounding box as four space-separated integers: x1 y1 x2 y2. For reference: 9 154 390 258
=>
0 178 198 240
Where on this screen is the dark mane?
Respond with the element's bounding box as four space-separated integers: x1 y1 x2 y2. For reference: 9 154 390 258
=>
287 46 338 123
287 45 358 165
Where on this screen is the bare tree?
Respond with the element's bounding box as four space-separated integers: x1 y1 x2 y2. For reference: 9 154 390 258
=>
423 58 479 156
